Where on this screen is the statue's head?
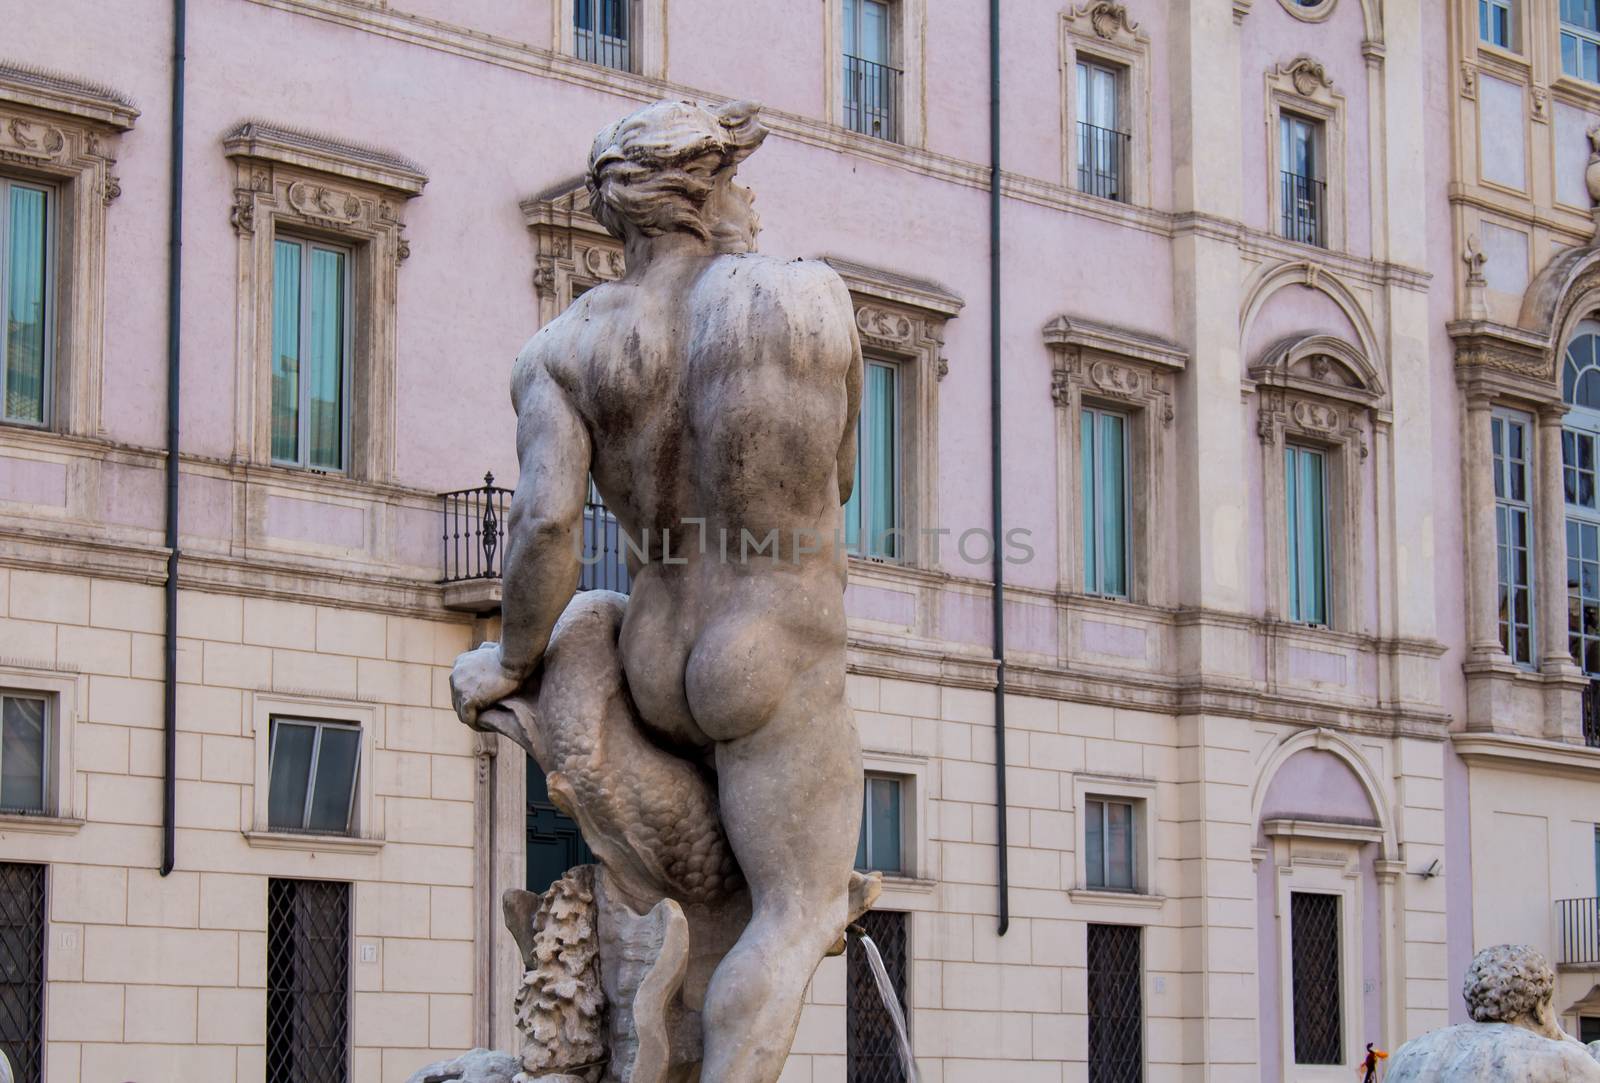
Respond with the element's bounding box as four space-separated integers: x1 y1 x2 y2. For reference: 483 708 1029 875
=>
586 98 767 253
1463 944 1560 1037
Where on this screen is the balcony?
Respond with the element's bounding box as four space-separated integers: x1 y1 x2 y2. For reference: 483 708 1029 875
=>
1280 170 1326 248
1077 121 1130 203
439 473 631 613
573 0 631 72
1559 897 1600 966
843 55 901 142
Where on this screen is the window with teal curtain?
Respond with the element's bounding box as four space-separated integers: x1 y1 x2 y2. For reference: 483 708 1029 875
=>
1285 445 1329 625
271 237 348 470
2 180 50 426
844 360 900 559
1081 407 1128 596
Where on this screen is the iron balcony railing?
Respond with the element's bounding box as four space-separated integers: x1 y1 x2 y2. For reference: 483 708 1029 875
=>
573 0 631 72
440 473 631 595
1558 896 1600 964
844 55 902 143
1077 121 1130 202
1584 679 1600 748
1281 170 1327 248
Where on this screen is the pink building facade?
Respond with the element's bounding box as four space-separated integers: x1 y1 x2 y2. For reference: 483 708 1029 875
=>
0 0 1547 1080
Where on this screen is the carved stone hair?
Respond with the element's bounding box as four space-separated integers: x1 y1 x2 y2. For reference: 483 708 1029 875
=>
1462 944 1555 1023
586 98 767 242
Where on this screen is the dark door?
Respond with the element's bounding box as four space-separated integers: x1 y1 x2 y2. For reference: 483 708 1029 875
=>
527 757 594 893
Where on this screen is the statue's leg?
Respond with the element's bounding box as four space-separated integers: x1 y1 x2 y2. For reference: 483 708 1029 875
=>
696 667 862 1083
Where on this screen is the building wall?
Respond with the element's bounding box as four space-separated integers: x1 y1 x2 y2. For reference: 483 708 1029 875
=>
0 0 1473 1079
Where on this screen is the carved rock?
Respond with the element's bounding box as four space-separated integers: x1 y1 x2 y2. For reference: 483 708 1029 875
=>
405 1049 522 1083
504 869 605 1081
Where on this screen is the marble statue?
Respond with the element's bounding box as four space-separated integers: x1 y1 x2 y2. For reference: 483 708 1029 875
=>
1385 944 1600 1081
438 97 877 1083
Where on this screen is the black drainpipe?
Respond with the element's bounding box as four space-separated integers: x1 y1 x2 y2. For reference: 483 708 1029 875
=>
161 0 186 878
989 0 1008 937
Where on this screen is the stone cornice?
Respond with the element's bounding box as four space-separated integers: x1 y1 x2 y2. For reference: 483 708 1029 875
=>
1452 731 1600 778
223 119 428 197
1043 314 1187 371
0 59 138 130
820 256 964 318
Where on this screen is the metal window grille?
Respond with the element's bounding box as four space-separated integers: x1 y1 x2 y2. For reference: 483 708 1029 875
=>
574 0 632 71
843 55 902 142
1559 895 1600 964
1077 123 1130 202
1280 171 1326 248
847 909 908 1083
1087 923 1142 1083
268 879 350 1083
0 863 43 1083
1291 891 1342 1065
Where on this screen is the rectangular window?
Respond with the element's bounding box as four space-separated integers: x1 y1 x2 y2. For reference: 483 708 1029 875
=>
267 717 361 835
0 862 44 1083
271 237 349 471
1085 797 1136 892
573 0 632 72
1290 891 1342 1065
1285 445 1330 626
0 693 47 815
1076 60 1128 202
1569 519 1600 675
267 878 350 1083
843 0 901 141
1279 114 1325 247
846 908 908 1083
855 774 903 875
1481 0 1513 48
845 360 901 560
1493 412 1535 667
1564 0 1600 81
1087 923 1142 1083
1082 406 1129 596
1 179 51 428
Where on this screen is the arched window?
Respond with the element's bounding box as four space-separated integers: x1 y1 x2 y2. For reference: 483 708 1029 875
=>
1564 321 1600 674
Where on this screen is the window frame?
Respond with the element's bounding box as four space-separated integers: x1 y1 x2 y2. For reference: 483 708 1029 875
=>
0 176 56 430
1285 442 1332 627
269 233 354 474
1278 110 1327 249
1273 852 1362 1078
1289 890 1344 1066
1480 0 1515 50
845 356 904 561
267 715 363 835
1072 774 1159 899
1085 796 1137 892
827 0 925 147
0 667 78 829
841 0 901 143
1265 59 1346 253
0 691 50 816
1074 57 1129 203
1061 7 1151 208
1493 407 1537 668
571 0 636 73
248 691 380 851
1563 0 1600 83
1081 404 1132 598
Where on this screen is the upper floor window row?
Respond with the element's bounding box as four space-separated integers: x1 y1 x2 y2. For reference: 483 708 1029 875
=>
1565 0 1600 81
1482 0 1513 49
0 178 49 429
1280 112 1326 249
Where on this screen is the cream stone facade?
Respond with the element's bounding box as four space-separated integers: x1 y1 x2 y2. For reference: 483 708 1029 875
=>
0 0 1493 1080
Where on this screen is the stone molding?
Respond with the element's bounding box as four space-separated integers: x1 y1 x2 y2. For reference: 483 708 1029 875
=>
225 120 427 483
0 61 139 439
1045 314 1186 605
1452 731 1600 778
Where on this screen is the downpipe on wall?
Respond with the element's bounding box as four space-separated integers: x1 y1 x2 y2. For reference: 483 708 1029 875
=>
161 0 186 878
989 0 1009 936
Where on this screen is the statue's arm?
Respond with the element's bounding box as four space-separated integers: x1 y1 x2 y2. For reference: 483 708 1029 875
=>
831 276 863 505
497 348 593 680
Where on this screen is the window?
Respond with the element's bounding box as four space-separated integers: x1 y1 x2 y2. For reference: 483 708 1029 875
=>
1564 0 1600 82
1086 798 1135 892
1566 330 1600 675
1493 411 1535 667
0 693 46 815
846 908 908 1083
574 0 632 71
1279 113 1325 248
271 237 349 471
267 878 350 1083
0 863 43 1083
0 179 50 428
1285 445 1330 626
843 0 900 141
856 774 903 874
1290 891 1342 1065
1480 0 1513 48
1584 1016 1600 1045
1081 406 1129 596
1076 60 1128 201
267 717 361 835
845 360 901 560
1087 923 1142 1083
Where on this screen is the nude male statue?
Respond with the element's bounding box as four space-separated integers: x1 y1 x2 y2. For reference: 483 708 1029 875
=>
450 99 865 1083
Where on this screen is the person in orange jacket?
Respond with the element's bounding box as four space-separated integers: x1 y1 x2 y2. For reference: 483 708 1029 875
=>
1358 1042 1389 1082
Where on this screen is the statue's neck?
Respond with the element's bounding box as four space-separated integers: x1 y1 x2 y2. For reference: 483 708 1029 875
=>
625 231 714 273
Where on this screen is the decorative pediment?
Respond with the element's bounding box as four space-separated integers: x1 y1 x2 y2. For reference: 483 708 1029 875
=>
223 121 426 197
1043 315 1188 372
821 256 961 379
1251 334 1382 407
1278 56 1334 98
522 176 626 321
0 60 137 131
1065 2 1146 47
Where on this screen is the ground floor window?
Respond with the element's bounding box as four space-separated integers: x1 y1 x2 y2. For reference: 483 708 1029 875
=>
267 878 350 1083
847 908 909 1083
1291 890 1343 1065
0 862 43 1083
1088 922 1143 1083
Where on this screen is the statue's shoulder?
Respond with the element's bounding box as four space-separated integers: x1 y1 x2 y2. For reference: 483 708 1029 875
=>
706 253 847 300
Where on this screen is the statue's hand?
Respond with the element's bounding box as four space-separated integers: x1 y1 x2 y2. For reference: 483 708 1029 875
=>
450 644 526 728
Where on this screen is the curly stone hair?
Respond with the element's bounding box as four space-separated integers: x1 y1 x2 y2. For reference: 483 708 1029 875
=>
586 98 767 243
1462 944 1556 1023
